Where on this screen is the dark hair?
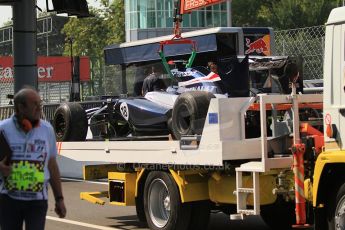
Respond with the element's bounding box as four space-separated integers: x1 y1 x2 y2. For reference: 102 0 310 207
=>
152 64 164 74
284 62 299 82
13 86 37 113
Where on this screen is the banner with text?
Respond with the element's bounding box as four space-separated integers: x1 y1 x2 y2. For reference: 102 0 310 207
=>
0 56 90 82
180 0 227 14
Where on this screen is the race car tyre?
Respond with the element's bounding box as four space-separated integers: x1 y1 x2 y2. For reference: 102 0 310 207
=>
144 171 191 230
171 91 215 139
187 201 211 230
53 102 88 141
327 182 345 230
260 196 295 230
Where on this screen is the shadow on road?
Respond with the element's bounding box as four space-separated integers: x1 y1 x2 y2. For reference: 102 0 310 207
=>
107 215 147 229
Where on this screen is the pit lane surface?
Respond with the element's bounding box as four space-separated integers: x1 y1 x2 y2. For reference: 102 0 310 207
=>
45 179 270 230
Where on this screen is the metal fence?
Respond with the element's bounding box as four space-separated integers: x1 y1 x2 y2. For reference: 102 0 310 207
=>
275 25 326 80
0 81 91 105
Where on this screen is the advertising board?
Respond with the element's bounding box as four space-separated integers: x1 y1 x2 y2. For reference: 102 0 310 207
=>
0 56 90 82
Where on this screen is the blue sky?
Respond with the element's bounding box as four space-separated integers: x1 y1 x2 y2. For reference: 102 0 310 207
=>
0 0 101 26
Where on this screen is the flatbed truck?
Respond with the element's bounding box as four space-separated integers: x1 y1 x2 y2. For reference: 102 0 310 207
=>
54 5 345 230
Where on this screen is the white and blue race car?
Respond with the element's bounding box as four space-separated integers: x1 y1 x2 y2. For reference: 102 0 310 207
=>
52 56 302 141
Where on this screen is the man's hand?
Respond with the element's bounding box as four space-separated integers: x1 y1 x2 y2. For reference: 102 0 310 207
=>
0 157 11 176
55 199 67 218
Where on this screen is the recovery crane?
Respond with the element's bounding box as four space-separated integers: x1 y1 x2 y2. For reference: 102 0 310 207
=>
55 2 345 230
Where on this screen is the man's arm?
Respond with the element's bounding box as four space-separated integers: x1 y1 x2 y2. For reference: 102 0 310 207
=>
0 157 11 176
48 157 66 218
142 78 148 96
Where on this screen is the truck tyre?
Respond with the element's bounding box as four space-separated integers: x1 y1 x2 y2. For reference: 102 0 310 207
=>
136 170 148 224
144 171 191 230
260 197 295 230
135 196 147 223
328 183 345 230
171 91 215 139
188 201 211 230
53 102 88 141
135 194 146 223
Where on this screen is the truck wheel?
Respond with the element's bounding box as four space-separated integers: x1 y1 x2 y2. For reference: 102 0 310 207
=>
171 91 215 139
261 197 295 230
188 201 211 230
53 102 88 141
328 183 345 230
136 196 147 223
136 171 148 224
144 171 191 230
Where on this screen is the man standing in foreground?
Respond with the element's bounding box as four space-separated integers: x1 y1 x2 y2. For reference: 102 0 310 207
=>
0 88 66 230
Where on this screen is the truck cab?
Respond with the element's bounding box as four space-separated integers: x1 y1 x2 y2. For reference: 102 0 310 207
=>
313 6 345 230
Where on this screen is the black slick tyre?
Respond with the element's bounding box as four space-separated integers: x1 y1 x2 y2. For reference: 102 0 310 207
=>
53 102 88 141
144 171 191 230
135 196 147 223
171 91 215 139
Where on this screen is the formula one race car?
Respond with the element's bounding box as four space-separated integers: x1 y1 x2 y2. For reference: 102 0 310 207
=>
53 56 303 141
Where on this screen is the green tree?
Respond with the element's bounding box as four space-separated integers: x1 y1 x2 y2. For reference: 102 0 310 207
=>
231 0 278 27
232 0 342 29
268 0 341 29
62 1 125 97
1 20 12 27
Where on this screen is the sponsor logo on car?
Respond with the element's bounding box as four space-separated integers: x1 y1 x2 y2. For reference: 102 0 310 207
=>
178 72 221 87
245 35 271 56
120 102 129 121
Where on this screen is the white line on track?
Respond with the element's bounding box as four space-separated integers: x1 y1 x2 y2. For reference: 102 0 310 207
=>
61 177 108 185
46 216 121 230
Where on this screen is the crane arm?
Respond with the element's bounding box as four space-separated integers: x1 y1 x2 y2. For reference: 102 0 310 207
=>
158 0 227 75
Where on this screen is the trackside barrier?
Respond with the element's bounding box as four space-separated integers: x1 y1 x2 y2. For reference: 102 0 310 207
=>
0 106 14 120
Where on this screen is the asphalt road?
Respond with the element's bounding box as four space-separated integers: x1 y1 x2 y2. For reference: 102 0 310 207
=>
45 179 271 230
